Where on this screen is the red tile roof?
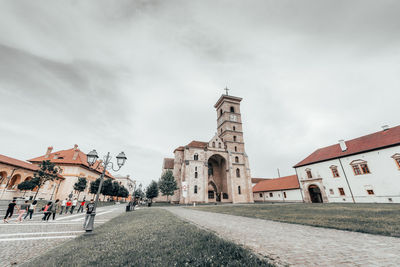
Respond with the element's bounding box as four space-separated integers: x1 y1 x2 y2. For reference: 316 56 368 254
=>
163 158 174 169
0 154 38 171
0 154 65 179
28 145 114 178
173 146 184 153
294 125 400 168
253 175 300 192
251 178 270 184
186 141 208 149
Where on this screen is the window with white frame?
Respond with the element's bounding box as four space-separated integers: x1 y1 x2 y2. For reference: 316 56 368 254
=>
350 159 370 175
330 165 340 178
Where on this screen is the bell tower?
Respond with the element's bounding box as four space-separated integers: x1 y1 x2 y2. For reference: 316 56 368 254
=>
214 92 254 203
214 94 244 153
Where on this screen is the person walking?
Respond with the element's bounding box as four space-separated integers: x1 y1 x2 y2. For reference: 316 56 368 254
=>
3 199 18 223
24 200 37 220
47 199 59 221
59 198 67 215
77 199 86 213
42 202 52 221
83 199 95 229
65 199 72 214
70 198 78 214
16 200 29 223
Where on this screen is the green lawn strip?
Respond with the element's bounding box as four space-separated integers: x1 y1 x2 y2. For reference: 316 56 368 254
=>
190 203 400 237
24 208 273 267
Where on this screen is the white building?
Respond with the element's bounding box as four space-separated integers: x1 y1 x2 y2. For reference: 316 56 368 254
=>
294 125 400 203
114 175 135 199
253 175 303 202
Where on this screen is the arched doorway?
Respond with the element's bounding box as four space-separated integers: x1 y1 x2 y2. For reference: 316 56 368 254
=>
308 185 323 203
7 174 21 190
207 154 228 202
208 181 220 202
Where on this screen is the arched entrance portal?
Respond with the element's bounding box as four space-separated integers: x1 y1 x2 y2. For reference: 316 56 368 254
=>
207 154 228 202
309 185 323 203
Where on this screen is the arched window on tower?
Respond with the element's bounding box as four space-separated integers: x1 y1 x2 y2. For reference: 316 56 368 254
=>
235 156 239 163
218 143 222 148
234 146 237 152
233 126 236 131
230 106 235 113
233 136 237 142
220 109 223 116
194 154 199 161
236 168 240 178
212 142 215 148
238 186 241 194
194 185 198 194
195 171 198 178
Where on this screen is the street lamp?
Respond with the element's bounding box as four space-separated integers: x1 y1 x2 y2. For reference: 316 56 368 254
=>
85 150 127 233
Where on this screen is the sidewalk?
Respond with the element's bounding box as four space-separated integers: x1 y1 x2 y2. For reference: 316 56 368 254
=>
166 207 400 267
0 204 126 266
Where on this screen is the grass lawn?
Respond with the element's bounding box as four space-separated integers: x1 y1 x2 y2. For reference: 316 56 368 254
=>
25 208 272 267
191 203 400 237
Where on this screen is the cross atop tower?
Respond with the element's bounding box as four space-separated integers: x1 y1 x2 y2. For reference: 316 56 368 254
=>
224 87 229 95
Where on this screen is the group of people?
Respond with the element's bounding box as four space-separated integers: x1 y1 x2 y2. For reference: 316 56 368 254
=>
59 198 86 215
3 197 89 223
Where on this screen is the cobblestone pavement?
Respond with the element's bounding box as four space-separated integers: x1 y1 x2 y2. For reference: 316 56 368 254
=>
166 207 400 267
0 204 126 266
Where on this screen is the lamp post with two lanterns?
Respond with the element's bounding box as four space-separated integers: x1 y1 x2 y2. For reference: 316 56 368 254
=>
85 149 127 233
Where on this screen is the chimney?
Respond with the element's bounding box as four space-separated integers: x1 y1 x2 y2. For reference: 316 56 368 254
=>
382 125 389 131
45 146 53 158
72 144 79 160
338 140 347 152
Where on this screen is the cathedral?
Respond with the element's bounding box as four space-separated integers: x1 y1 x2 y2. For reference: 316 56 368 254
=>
159 94 254 204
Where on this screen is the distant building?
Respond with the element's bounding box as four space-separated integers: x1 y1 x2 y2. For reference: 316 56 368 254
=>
253 175 302 202
157 94 254 204
114 174 135 200
294 125 400 203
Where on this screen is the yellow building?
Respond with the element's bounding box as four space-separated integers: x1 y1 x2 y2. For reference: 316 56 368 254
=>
0 145 113 200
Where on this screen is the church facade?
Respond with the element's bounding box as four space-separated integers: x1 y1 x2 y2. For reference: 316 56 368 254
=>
158 94 254 204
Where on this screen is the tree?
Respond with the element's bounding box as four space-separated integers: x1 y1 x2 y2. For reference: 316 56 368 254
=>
90 178 100 197
101 178 113 201
158 170 178 202
146 180 159 205
111 181 121 201
118 185 129 201
17 178 37 196
73 177 87 200
134 188 145 200
33 160 60 200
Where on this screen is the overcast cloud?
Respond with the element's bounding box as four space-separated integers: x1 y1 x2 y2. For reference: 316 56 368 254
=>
1 0 399 185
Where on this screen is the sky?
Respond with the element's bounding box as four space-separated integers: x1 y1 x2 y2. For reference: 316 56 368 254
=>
0 0 399 186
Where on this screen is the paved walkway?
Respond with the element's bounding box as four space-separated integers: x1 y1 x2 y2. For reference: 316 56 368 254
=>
166 207 400 267
0 204 126 266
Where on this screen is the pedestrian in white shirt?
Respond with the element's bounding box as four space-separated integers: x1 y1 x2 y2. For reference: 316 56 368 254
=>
70 198 78 214
59 198 67 215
